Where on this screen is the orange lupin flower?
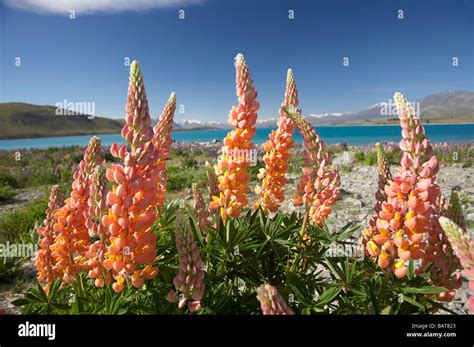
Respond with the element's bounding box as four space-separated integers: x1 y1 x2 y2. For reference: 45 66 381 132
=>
36 185 63 291
210 53 259 222
104 61 160 293
281 107 340 226
255 69 297 213
153 92 176 210
51 136 102 285
360 143 393 253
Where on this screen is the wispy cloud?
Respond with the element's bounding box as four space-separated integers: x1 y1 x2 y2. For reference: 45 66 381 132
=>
3 0 204 15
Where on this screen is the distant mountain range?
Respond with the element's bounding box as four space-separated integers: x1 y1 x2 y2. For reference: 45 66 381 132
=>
173 91 474 129
0 91 472 139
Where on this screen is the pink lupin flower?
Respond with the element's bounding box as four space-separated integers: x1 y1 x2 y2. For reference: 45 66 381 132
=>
36 185 63 291
103 61 160 293
363 93 460 294
192 183 210 233
281 107 340 226
210 53 259 222
360 143 393 255
85 165 111 288
51 136 102 285
439 217 474 313
167 211 205 312
153 92 176 210
256 284 294 315
255 69 297 213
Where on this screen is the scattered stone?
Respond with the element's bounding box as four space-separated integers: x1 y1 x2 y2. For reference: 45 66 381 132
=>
333 151 355 167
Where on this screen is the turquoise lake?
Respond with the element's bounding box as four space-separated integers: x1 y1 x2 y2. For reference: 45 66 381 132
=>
0 124 473 150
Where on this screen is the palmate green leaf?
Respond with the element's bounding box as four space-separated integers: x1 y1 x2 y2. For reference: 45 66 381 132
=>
323 257 345 281
332 222 360 241
48 279 62 299
314 286 343 307
11 298 31 306
401 294 425 309
25 287 47 303
403 286 448 294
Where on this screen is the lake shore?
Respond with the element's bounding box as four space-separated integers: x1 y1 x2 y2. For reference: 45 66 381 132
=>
1 120 473 141
1 123 474 150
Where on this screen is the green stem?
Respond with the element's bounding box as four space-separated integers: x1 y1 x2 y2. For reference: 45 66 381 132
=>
300 206 309 238
288 206 310 274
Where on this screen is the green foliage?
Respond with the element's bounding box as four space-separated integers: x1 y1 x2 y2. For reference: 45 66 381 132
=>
13 202 445 315
167 165 207 191
354 149 399 166
0 199 47 243
0 256 29 284
0 185 16 201
0 171 19 188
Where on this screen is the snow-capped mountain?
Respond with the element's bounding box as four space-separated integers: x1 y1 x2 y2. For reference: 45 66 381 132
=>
169 91 474 129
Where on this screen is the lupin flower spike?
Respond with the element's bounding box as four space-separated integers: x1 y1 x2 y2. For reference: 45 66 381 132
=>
360 143 392 252
210 53 259 222
281 107 340 226
51 136 102 285
103 61 160 292
206 165 220 228
447 191 467 232
363 93 460 299
255 69 297 213
36 185 63 291
256 284 294 315
154 92 176 159
439 217 474 313
167 211 205 312
85 165 111 288
153 92 177 210
375 143 392 205
192 183 210 233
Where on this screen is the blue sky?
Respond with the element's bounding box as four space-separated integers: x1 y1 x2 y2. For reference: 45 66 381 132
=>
0 0 473 122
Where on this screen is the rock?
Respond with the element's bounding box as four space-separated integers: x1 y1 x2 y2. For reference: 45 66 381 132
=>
333 151 355 167
344 197 363 208
339 188 351 196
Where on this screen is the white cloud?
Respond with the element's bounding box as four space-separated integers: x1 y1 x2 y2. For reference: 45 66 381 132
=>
3 0 204 15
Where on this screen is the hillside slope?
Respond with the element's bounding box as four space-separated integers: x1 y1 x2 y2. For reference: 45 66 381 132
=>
0 103 124 139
